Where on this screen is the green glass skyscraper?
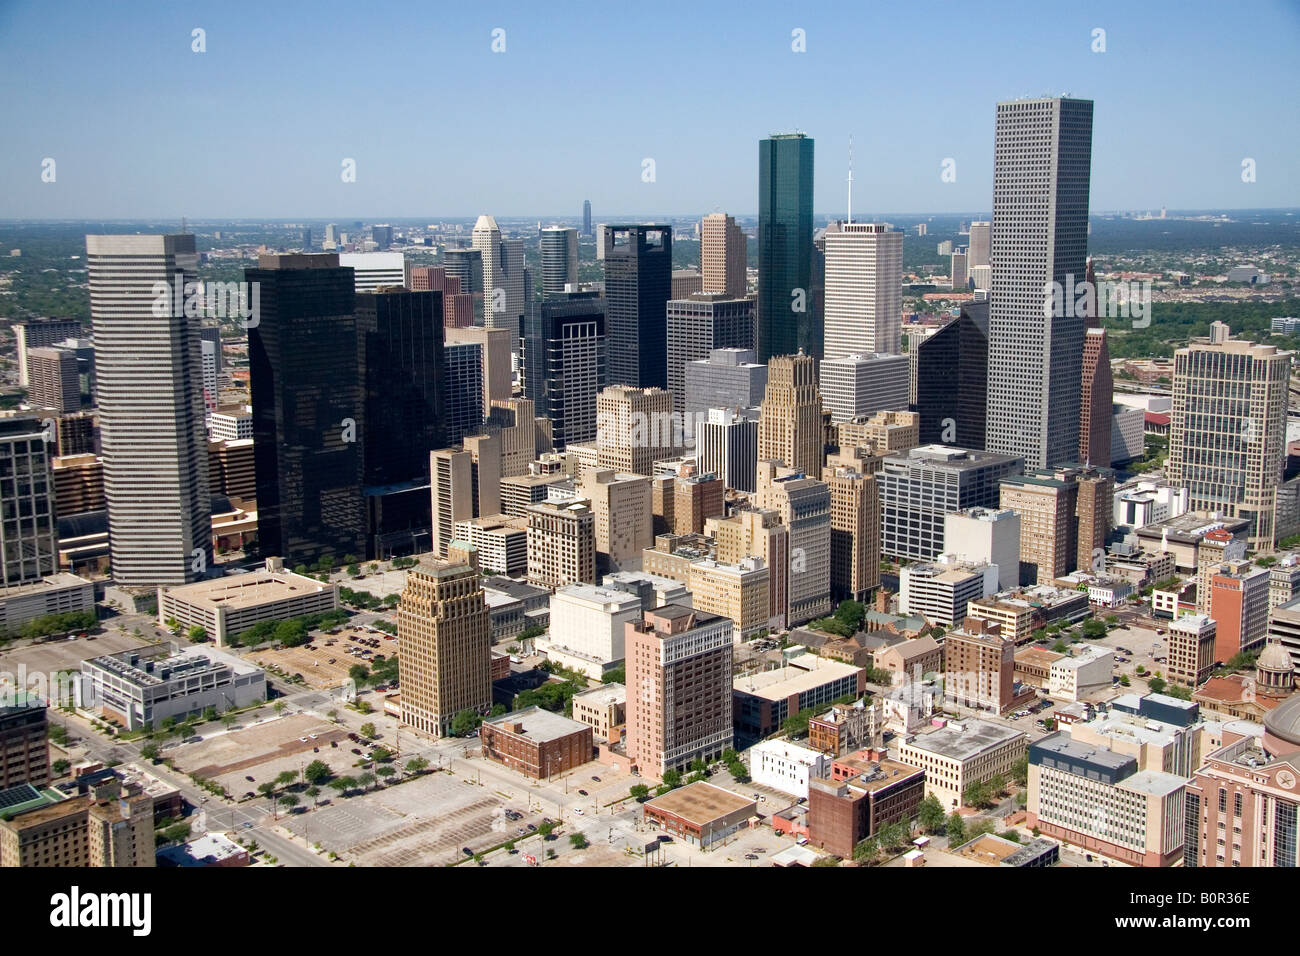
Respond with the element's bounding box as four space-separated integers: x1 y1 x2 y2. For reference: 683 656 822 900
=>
757 133 815 362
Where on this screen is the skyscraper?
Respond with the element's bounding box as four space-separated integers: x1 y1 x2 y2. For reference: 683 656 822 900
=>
758 352 823 479
825 465 880 603
12 319 80 387
683 348 768 421
583 199 592 237
397 545 492 737
443 341 485 445
823 222 902 360
700 212 748 298
1079 327 1113 466
247 253 364 565
754 461 832 626
665 293 754 415
540 227 579 296
985 97 1094 470
913 300 989 448
596 386 674 477
968 221 991 269
86 234 211 586
758 133 815 361
0 417 58 588
473 216 525 335
602 225 673 388
524 294 606 447
819 353 910 424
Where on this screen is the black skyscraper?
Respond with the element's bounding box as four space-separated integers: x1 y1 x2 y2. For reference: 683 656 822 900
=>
602 225 672 389
914 299 989 448
248 254 365 565
524 292 607 447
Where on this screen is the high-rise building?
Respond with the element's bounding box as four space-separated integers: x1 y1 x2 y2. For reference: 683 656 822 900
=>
757 133 815 361
1080 328 1113 466
443 247 484 323
337 251 405 293
672 468 725 535
823 222 902 360
878 445 1024 561
943 617 1015 714
697 407 759 493
12 319 80 387
968 221 991 269
683 348 768 421
700 212 748 298
758 352 823 479
913 300 989 448
396 545 492 737
1167 332 1291 551
524 295 606 447
198 326 222 413
0 694 49 789
1209 561 1271 662
985 97 1094 470
1167 614 1217 687
446 325 511 411
625 604 734 776
540 227 579 296
602 225 673 388
596 386 675 477
943 507 1022 592
755 461 832 626
24 347 80 414
819 352 909 424
951 251 968 291
825 465 879 603
371 224 394 250
583 200 592 236
443 341 484 445
86 234 211 586
247 253 364 565
999 464 1113 586
473 216 525 335
578 469 652 575
526 499 595 589
666 293 755 415
430 448 473 558
713 508 789 628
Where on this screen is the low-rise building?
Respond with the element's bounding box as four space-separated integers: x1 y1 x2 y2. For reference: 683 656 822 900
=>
806 754 925 858
157 831 251 868
453 514 529 576
952 833 1059 867
750 740 832 798
808 699 882 756
570 683 626 743
1167 614 1217 687
1014 647 1065 690
642 781 756 848
873 635 943 685
479 706 594 779
0 693 49 790
881 680 940 734
895 719 1028 810
0 572 95 638
732 655 865 746
1048 645 1114 702
899 557 998 628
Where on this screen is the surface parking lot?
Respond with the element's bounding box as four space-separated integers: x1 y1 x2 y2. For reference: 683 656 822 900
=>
168 712 350 797
0 630 149 699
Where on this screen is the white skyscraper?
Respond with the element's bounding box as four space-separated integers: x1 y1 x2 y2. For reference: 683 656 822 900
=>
86 234 212 586
823 222 902 360
985 97 1094 470
337 251 406 293
819 353 910 424
472 215 525 333
540 227 579 296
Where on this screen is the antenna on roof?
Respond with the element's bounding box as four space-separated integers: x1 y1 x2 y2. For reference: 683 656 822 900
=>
846 135 854 225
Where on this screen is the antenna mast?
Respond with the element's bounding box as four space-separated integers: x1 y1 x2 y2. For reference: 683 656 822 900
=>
847 135 854 225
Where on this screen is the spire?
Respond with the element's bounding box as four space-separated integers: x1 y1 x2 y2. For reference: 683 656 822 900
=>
846 135 854 225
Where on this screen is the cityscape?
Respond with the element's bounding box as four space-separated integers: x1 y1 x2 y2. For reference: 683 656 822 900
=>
0 0 1298 928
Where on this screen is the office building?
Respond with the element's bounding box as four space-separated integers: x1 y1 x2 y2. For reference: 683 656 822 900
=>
626 605 733 776
429 448 473 558
540 226 579 296
825 466 879 603
642 782 755 848
526 499 595 589
596 386 675 477
754 462 832 626
733 653 864 745
951 251 968 290
666 293 754 415
878 445 1024 561
807 755 925 857
452 514 527 577
25 347 80 413
1167 332 1291 551
700 212 747 298
823 222 902 360
582 200 592 236
985 97 1094 470
943 616 1016 714
901 560 999 629
895 719 1027 810
603 225 673 388
913 300 989 448
473 217 525 335
443 341 484 445
571 683 625 742
336 251 404 293
0 417 58 588
968 221 991 269
85 234 211 586
447 325 511 411
247 253 363 565
544 583 643 679
1167 614 1217 687
696 407 758 493
1080 328 1113 466
12 319 81 386
688 557 770 642
683 348 768 421
0 777 154 868
524 295 606 447
712 509 789 628
1208 561 1271 661
808 699 883 756
1048 645 1114 701
0 695 49 790
758 352 822 479
943 507 1021 591
819 352 909 424
480 707 593 779
1000 464 1113 586
750 740 831 799
757 133 815 361
579 469 652 574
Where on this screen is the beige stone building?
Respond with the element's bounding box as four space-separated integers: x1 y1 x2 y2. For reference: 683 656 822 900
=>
700 212 747 298
579 469 652 574
570 683 627 743
824 466 879 603
526 499 596 589
758 352 823 480
688 557 771 641
596 386 675 477
711 509 789 628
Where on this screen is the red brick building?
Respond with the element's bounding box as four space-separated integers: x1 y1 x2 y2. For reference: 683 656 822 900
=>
479 707 593 779
807 755 925 858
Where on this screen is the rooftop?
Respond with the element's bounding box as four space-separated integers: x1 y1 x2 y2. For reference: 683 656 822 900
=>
161 567 333 610
734 656 862 701
903 720 1026 761
643 781 756 825
483 705 590 744
572 682 626 706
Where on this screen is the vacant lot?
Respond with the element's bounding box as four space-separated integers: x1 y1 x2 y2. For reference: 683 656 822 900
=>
168 712 350 796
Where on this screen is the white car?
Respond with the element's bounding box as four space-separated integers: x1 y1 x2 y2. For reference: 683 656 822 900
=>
573 808 584 815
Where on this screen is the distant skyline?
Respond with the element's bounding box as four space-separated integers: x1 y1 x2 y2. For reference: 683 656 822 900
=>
2 0 1298 219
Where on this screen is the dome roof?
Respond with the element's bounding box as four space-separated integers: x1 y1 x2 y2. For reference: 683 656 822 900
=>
1264 693 1300 749
1258 641 1293 674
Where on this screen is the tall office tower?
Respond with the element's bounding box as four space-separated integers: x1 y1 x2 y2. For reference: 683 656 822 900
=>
700 212 748 298
943 618 1015 715
526 499 596 588
86 234 211 586
371 224 395 250
1196 529 1245 615
429 448 473 557
944 507 1022 591
484 397 543 479
540 227 579 296
819 353 909 424
913 300 989 447
247 253 364 566
1080 328 1113 466
1168 331 1290 551
443 247 485 324
397 545 492 737
757 133 815 361
758 352 822 479
356 289 444 557
985 97 1094 470
524 295 606 447
55 411 96 457
1072 465 1113 572
714 508 789 628
596 385 675 476
583 200 592 236
408 267 473 329
665 293 755 415
579 469 652 574
25 347 81 413
0 417 58 587
671 270 703 299
951 251 968 291
12 319 81 387
673 468 725 535
446 325 511 410
825 465 879 603
625 605 734 776
602 225 673 388
754 461 831 626
999 463 1113 586
878 445 1025 561
337 251 405 293
196 326 221 415
443 341 485 445
324 223 339 246
461 434 503 519
823 222 903 360
698 408 759 493
0 694 50 789
683 348 768 420
472 216 526 334
595 224 609 260
300 226 312 250
968 221 991 269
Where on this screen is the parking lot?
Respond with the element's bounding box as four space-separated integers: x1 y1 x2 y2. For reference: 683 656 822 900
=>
248 625 396 691
168 712 350 797
0 629 150 700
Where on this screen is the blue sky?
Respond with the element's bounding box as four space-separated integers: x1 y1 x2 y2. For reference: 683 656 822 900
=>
1 0 1297 219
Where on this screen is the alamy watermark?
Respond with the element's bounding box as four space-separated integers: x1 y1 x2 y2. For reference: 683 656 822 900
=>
152 275 260 328
1044 273 1150 328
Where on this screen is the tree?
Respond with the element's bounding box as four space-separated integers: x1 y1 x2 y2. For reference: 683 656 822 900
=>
221 712 237 728
305 785 321 808
810 855 840 867
781 707 814 737
1148 676 1168 694
348 664 370 684
139 743 160 763
359 722 377 740
188 625 209 643
404 757 429 775
357 771 376 791
1081 618 1107 639
661 769 683 789
968 818 996 839
328 777 355 795
448 710 480 737
377 766 396 781
1011 756 1029 788
1166 683 1193 700
963 779 991 809
304 760 331 785
273 700 286 715
689 758 708 775
1052 639 1068 653
918 793 946 833
877 820 911 851
568 833 589 849
158 822 191 844
946 812 966 846
276 770 298 789
279 794 300 811
852 836 880 863
52 758 71 776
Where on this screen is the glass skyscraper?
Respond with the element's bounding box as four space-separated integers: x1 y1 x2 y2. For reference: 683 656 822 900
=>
757 133 815 362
